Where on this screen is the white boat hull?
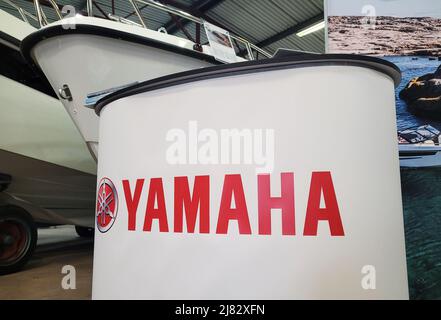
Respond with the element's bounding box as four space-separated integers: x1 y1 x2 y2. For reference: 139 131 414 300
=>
24 17 217 159
1 11 97 227
0 149 96 227
0 75 97 227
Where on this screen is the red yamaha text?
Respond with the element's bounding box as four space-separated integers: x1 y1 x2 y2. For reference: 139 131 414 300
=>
121 172 344 236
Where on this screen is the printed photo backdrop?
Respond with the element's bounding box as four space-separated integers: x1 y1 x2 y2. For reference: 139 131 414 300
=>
326 0 441 299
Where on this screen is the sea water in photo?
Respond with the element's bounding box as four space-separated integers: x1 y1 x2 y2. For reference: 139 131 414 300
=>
384 55 441 299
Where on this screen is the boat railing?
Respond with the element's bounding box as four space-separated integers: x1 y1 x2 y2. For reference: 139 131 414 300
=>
0 0 39 24
3 0 271 60
128 0 272 60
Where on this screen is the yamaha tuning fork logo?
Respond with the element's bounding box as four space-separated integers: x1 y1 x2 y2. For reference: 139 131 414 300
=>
96 177 118 233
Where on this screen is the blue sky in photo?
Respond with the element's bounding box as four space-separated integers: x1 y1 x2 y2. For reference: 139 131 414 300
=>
327 0 441 18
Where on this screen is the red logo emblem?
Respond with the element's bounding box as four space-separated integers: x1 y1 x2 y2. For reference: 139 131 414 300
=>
96 177 118 233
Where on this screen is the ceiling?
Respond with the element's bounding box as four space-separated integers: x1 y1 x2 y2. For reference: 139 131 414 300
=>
0 0 325 54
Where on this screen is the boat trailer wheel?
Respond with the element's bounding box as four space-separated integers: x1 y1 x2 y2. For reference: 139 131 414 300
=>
0 209 37 274
0 220 30 266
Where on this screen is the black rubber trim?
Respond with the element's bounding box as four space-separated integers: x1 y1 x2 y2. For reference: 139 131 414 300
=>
95 53 401 115
0 31 20 50
400 151 439 156
20 23 221 70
